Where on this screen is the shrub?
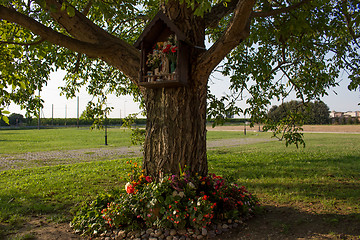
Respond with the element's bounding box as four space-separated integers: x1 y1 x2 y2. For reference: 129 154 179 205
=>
71 161 259 236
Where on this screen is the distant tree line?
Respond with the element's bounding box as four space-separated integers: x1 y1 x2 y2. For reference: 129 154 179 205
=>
0 114 146 127
332 116 360 125
1 113 251 127
268 101 331 125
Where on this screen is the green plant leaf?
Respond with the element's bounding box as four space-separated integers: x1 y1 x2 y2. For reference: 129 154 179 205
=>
66 6 75 17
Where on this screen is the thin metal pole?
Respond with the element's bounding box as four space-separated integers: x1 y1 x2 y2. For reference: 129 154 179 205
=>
77 96 79 128
37 89 40 130
105 115 108 146
65 104 67 126
52 104 54 126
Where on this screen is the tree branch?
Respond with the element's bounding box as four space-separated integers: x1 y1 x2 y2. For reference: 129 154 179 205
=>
42 0 140 82
251 0 311 18
196 0 255 80
44 0 105 44
0 4 140 84
0 5 104 56
204 0 240 28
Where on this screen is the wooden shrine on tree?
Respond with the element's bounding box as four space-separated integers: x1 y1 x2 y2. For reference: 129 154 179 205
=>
134 12 190 88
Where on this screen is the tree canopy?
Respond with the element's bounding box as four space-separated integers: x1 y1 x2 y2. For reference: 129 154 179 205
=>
268 100 330 125
0 0 359 132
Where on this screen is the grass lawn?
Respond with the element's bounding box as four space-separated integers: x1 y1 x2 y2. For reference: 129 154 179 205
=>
209 133 360 213
0 128 359 239
0 127 133 154
0 127 263 154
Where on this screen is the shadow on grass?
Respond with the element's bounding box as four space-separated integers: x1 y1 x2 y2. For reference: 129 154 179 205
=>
224 205 360 240
0 139 27 142
0 192 68 221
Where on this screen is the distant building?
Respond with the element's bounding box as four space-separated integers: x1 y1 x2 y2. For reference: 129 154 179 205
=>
330 111 360 124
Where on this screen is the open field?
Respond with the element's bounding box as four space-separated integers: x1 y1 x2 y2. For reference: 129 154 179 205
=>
0 127 359 239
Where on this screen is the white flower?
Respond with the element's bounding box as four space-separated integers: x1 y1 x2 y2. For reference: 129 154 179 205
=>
178 192 185 198
172 191 178 197
188 182 195 189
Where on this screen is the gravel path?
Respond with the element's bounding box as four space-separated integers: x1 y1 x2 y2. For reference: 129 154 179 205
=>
0 138 272 171
0 146 142 171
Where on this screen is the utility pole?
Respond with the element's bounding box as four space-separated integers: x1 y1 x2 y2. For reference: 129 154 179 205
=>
77 96 79 128
243 114 246 136
65 104 67 126
105 113 108 145
37 89 40 130
51 104 54 126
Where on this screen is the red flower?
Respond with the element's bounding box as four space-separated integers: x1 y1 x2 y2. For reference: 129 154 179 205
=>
203 195 209 201
126 184 135 194
145 176 152 183
163 44 171 53
171 46 177 53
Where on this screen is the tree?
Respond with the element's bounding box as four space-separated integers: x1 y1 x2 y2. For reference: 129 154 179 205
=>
8 112 25 125
268 100 330 125
307 101 330 124
1 0 359 178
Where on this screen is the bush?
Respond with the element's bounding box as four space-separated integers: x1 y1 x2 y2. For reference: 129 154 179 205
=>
71 161 259 237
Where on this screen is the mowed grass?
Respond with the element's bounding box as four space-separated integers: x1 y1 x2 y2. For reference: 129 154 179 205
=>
0 127 133 154
0 128 359 237
0 127 262 155
208 133 360 214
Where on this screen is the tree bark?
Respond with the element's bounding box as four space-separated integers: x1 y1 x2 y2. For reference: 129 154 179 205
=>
143 79 208 178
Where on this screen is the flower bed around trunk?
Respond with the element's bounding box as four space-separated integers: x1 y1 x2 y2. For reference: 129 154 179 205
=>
71 161 260 239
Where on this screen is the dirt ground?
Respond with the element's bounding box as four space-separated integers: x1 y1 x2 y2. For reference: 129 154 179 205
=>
4 125 360 240
9 203 360 240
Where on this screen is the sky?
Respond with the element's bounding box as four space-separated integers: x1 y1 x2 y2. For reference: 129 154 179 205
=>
7 68 360 119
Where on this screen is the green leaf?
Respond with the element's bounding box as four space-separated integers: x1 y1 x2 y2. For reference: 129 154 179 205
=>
19 81 27 89
61 2 67 11
67 6 75 17
2 116 9 125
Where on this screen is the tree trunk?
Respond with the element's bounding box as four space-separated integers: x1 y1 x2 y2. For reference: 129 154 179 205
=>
143 2 208 178
143 78 208 178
